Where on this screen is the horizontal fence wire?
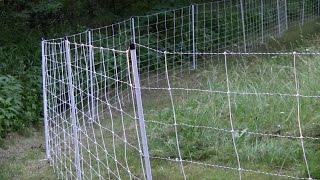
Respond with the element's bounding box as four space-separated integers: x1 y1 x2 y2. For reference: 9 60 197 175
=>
42 0 320 179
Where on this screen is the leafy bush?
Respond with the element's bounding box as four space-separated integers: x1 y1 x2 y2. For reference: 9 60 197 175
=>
21 66 43 124
0 43 42 137
0 75 24 136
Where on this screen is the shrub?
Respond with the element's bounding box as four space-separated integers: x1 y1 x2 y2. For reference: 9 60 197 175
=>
0 75 24 137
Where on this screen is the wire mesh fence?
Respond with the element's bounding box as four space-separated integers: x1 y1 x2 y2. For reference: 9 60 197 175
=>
42 0 320 179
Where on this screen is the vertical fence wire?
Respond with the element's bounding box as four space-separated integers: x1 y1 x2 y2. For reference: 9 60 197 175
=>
223 52 242 180
163 51 186 180
42 1 320 179
293 52 311 179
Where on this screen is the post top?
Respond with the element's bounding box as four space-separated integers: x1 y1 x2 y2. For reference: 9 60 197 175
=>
130 43 135 50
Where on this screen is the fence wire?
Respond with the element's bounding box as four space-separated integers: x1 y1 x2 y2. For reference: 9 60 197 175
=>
42 0 320 179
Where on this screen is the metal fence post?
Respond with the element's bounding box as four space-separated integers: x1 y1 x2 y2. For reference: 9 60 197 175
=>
302 0 305 25
41 39 50 160
131 17 152 180
131 16 136 44
284 0 288 31
276 0 281 35
318 0 320 16
88 30 95 123
240 0 247 53
65 38 82 180
191 2 196 69
129 43 152 180
260 0 264 43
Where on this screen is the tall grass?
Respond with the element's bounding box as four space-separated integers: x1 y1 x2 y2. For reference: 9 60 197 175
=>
140 52 320 178
138 20 320 179
48 19 320 180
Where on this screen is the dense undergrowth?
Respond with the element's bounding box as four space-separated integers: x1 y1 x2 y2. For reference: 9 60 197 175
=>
0 20 319 179
0 0 309 137
0 0 200 138
1 0 320 179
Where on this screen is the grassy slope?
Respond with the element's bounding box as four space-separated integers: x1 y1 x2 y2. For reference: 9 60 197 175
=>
140 19 320 179
0 127 55 179
1 19 320 180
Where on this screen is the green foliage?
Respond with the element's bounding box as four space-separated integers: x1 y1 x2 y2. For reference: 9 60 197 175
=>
1 0 319 178
0 69 41 136
0 0 206 137
21 66 43 123
0 75 24 136
0 37 43 136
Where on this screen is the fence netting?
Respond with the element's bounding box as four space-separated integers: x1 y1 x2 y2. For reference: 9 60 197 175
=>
42 0 320 179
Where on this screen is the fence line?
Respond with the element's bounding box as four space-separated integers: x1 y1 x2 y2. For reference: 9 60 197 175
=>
42 1 320 179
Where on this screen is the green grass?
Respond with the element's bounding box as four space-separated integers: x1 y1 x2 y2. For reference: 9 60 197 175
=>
0 127 55 179
2 19 320 180
141 54 320 179
66 18 320 179
140 19 320 179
